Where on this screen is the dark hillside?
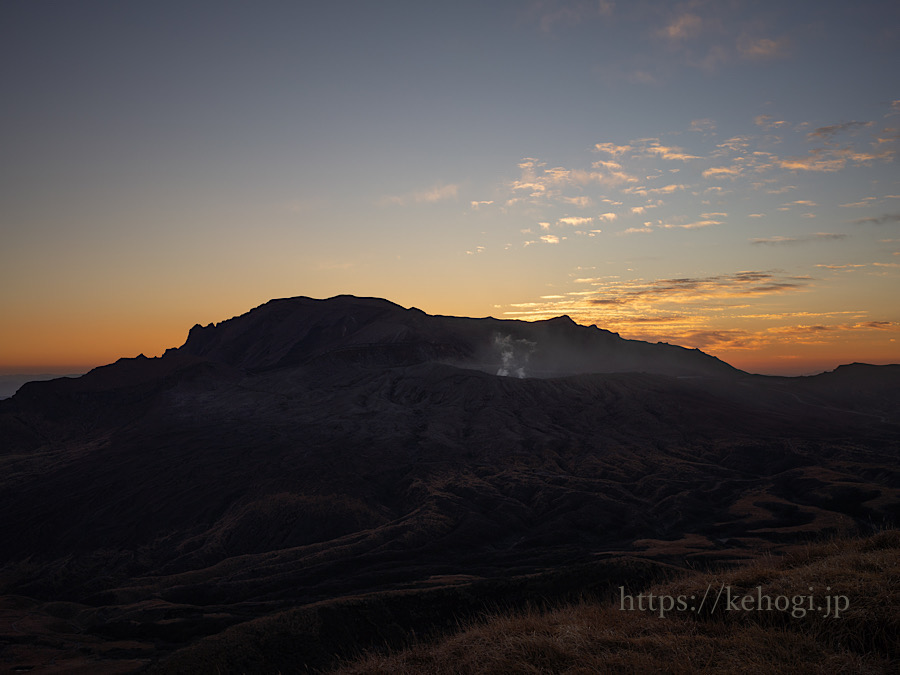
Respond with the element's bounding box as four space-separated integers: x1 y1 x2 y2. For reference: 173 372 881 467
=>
1 296 897 672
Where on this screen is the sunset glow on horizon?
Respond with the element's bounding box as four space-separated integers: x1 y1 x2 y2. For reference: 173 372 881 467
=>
2 1 898 377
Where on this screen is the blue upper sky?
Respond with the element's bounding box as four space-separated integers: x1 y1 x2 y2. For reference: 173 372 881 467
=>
2 0 898 375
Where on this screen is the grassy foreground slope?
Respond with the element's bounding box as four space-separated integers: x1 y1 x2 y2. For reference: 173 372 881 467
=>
332 529 899 674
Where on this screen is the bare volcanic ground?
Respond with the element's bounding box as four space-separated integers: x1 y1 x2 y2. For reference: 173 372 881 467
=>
1 296 899 672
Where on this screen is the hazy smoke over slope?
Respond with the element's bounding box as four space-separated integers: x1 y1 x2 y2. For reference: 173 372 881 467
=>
494 334 536 378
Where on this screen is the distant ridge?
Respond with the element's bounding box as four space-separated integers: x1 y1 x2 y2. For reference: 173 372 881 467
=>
1 294 898 672
174 294 743 377
0 372 84 400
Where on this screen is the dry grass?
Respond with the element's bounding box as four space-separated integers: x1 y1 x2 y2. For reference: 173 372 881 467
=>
332 530 900 674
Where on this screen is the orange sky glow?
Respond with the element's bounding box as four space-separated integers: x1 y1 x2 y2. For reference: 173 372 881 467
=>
2 2 898 377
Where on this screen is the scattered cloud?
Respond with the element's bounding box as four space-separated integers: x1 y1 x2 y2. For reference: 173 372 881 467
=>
413 183 459 203
594 142 632 156
624 183 687 196
716 136 751 153
482 275 808 345
766 324 833 336
505 155 641 207
778 151 846 172
754 115 789 130
853 213 900 225
778 144 893 173
638 140 699 161
663 219 722 229
614 315 687 324
558 216 593 227
750 233 847 245
497 251 899 356
839 148 895 163
587 271 809 307
737 36 789 60
660 14 703 41
671 329 758 349
814 264 867 270
485 112 895 256
533 0 614 33
703 165 742 178
588 162 641 183
493 88 898 357
875 128 900 144
767 185 798 194
807 121 870 140
561 196 593 207
656 184 687 193
382 183 459 206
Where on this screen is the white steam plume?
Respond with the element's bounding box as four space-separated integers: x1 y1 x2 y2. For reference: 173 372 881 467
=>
494 334 536 378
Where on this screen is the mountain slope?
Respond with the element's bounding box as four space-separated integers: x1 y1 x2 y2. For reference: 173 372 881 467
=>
175 294 743 377
0 295 897 672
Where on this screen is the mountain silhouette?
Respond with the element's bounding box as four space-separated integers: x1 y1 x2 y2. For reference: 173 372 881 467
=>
174 294 742 376
1 295 898 672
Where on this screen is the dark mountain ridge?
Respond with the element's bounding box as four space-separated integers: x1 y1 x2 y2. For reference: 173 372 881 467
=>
174 294 742 377
1 295 898 672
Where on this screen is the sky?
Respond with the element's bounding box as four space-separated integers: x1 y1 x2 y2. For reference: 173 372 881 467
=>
2 0 899 376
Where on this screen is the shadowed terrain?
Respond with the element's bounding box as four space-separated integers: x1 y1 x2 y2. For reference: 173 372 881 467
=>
330 529 900 674
1 295 898 672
